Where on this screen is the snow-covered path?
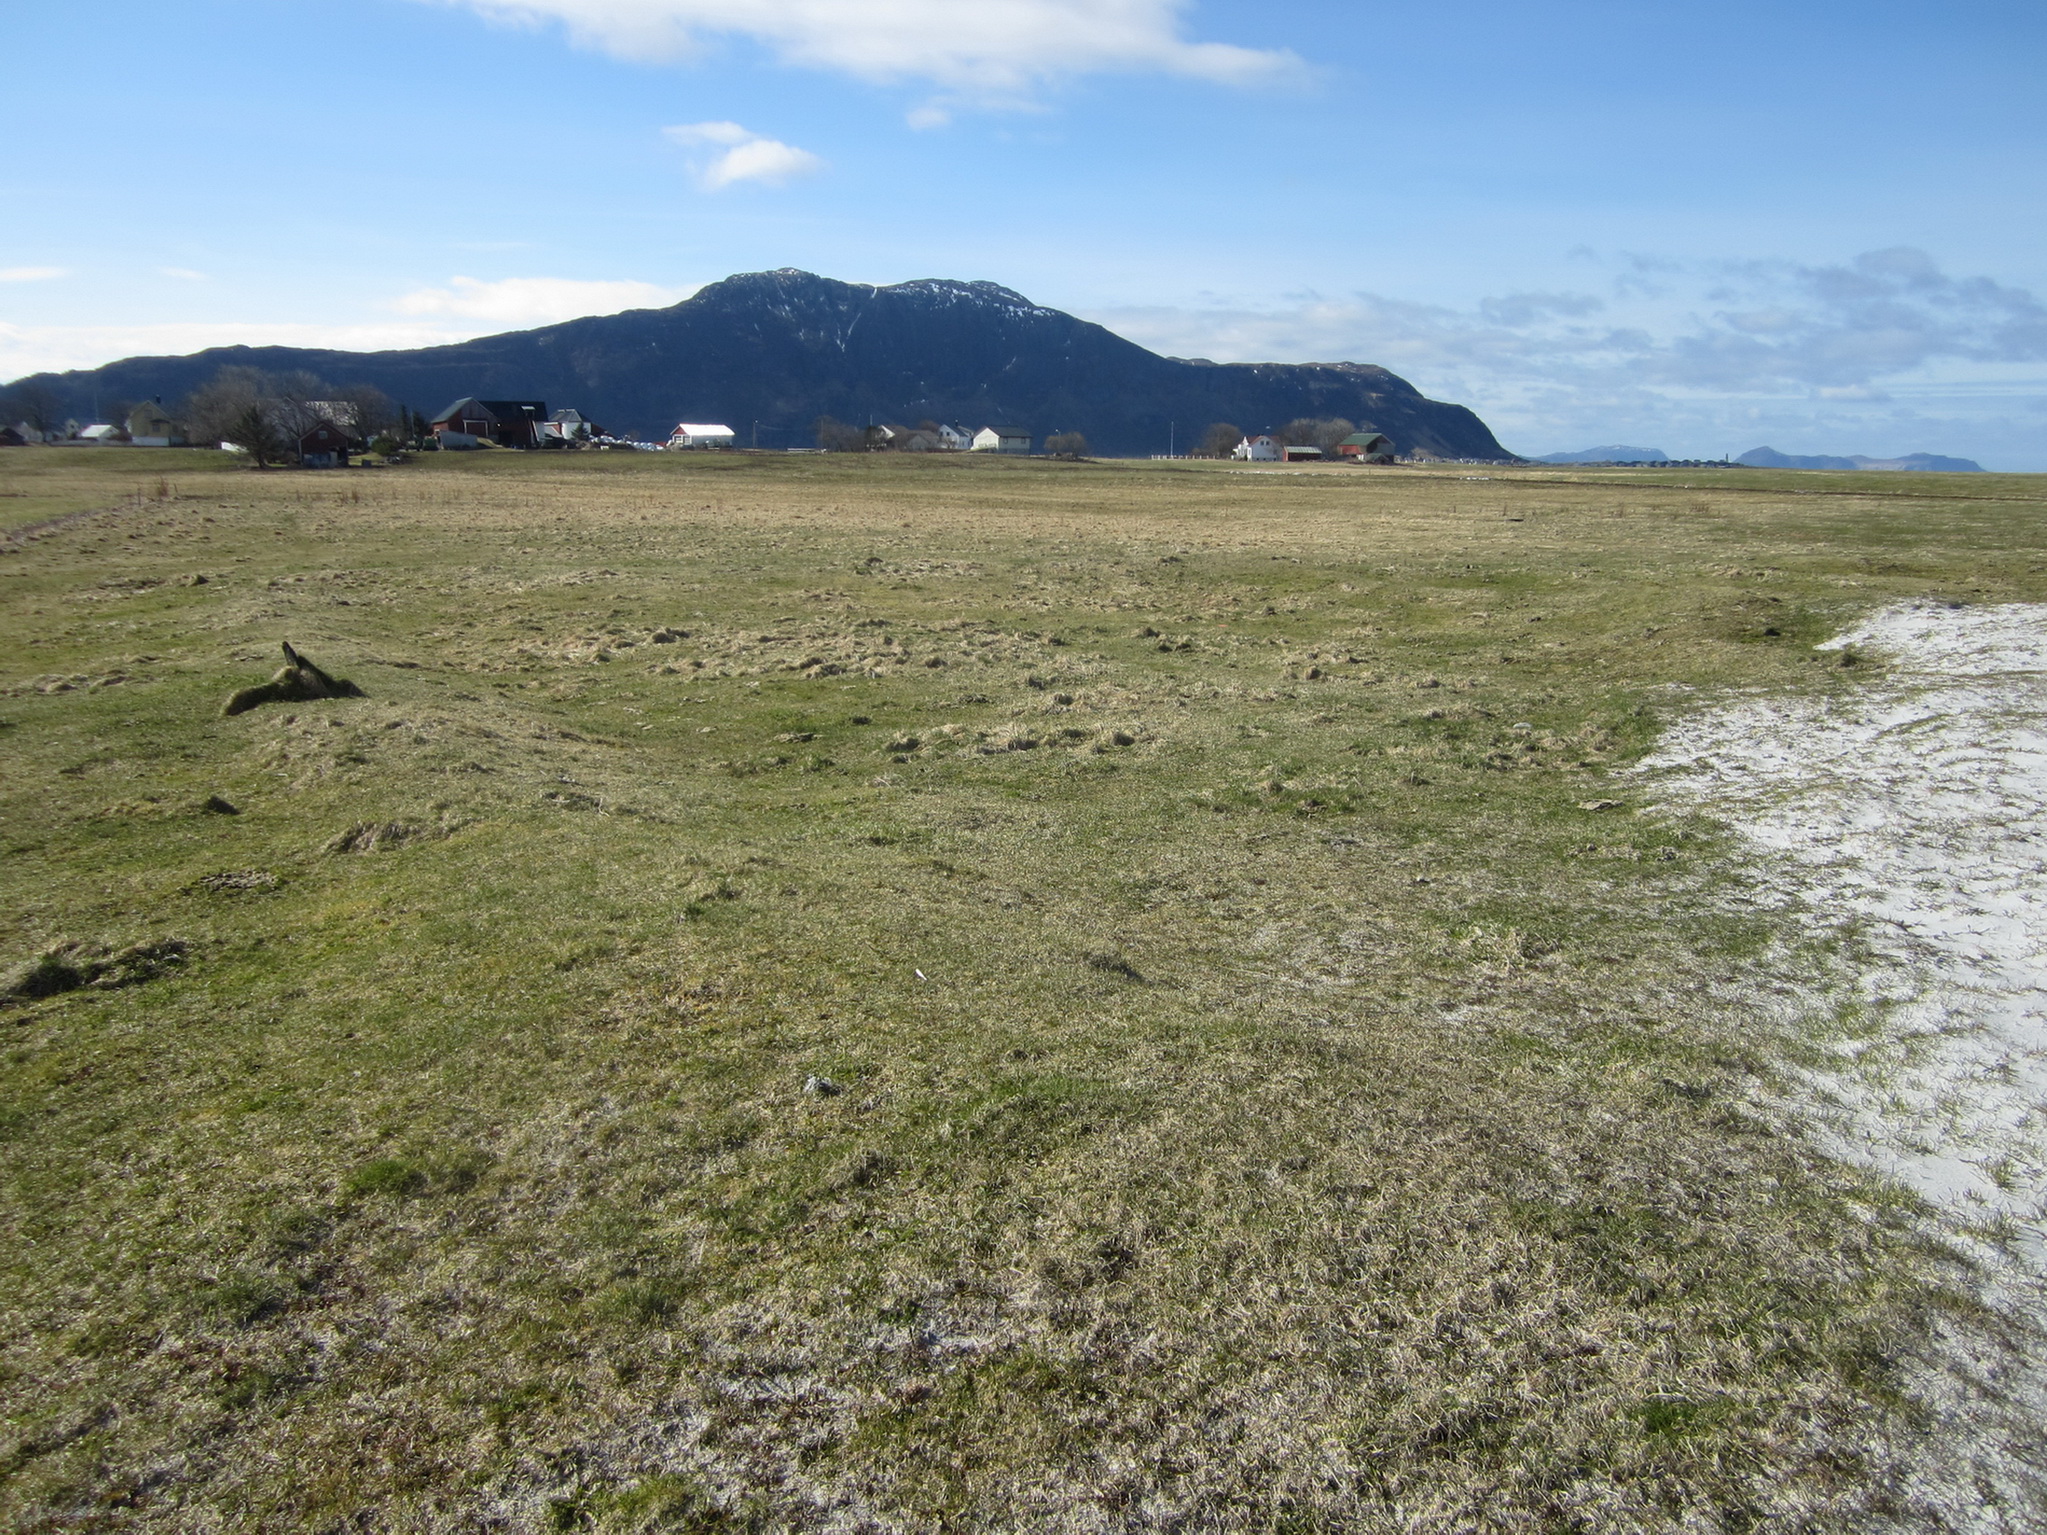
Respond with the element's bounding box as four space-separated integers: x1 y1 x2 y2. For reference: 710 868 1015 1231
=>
1643 602 2047 1253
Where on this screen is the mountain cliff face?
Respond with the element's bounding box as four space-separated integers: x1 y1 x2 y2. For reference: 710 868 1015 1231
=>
9 269 1511 459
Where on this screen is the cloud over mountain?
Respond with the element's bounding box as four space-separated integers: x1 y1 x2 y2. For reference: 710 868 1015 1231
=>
394 275 690 326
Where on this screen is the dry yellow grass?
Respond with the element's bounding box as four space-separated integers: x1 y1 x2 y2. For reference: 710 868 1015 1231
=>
2 446 2044 1531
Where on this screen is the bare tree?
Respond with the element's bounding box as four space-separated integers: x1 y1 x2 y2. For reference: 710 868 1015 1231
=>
1199 421 1241 458
813 415 864 452
1279 417 1356 456
267 370 336 441
4 381 62 438
182 367 295 466
1045 431 1089 458
224 399 288 467
333 383 397 446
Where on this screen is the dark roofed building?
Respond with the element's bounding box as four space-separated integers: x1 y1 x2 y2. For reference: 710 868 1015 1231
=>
429 397 548 448
298 421 350 469
1337 431 1394 463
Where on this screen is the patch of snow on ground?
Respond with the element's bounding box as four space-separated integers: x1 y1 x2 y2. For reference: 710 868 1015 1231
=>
1645 601 2047 1246
1642 602 2047 1521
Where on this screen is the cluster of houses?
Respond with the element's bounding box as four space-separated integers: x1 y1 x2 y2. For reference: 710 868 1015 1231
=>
842 423 1033 453
1232 431 1393 464
2 399 191 449
5 391 1399 466
422 402 1041 455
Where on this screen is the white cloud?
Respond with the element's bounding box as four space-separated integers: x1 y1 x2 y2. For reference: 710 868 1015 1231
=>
0 321 473 381
1083 249 2047 467
391 274 689 325
663 121 824 189
2 276 694 378
421 0 1296 103
0 266 67 283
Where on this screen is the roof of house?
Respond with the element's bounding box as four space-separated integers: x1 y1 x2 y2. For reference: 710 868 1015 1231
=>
1339 431 1391 447
299 422 348 445
431 398 547 426
431 397 493 426
78 424 119 440
976 425 1030 436
673 423 735 435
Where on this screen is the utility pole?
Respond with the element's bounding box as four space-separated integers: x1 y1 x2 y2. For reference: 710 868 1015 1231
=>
1169 421 1175 458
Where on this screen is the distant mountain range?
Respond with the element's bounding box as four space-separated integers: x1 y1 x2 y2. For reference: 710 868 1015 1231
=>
1737 446 1983 473
1532 445 1669 464
4 269 1511 460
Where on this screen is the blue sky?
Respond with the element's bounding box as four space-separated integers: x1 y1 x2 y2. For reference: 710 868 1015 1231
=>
4 0 2045 465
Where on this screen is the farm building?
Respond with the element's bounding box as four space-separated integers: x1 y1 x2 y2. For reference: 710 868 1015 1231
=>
1282 444 1323 462
0 427 25 448
430 398 549 448
669 423 737 449
126 399 185 447
1232 434 1281 462
298 421 350 469
1337 431 1394 463
75 424 122 445
971 425 1031 453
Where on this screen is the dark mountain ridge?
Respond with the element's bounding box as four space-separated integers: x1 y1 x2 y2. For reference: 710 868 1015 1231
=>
6 269 1511 460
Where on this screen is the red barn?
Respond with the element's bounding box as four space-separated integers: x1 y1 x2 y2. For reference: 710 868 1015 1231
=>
298 421 350 469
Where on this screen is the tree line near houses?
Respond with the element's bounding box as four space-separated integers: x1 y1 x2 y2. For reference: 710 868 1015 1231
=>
2 363 1389 468
0 367 412 466
808 415 1379 460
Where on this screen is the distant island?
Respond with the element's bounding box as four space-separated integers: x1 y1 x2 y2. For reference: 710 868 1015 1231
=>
1530 444 1985 472
1737 446 1983 473
1532 446 1669 464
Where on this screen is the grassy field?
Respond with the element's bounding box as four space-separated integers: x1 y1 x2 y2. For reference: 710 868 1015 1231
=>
3 445 2044 1532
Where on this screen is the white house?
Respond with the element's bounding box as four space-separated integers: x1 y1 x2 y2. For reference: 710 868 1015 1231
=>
937 423 974 451
669 422 736 449
971 425 1031 453
1232 434 1281 462
543 408 598 444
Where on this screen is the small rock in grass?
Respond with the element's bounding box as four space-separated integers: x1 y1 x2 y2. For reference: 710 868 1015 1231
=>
198 869 280 892
804 1075 843 1097
1083 951 1144 982
325 821 420 854
1578 799 1621 811
200 794 240 815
